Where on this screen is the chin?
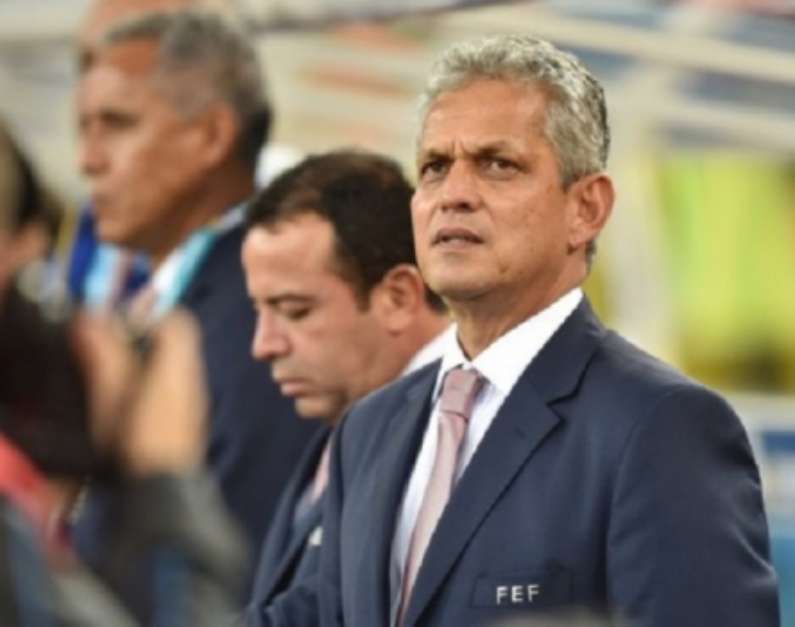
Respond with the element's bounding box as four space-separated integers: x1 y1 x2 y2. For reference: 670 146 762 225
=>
94 220 130 247
294 398 334 420
428 273 492 303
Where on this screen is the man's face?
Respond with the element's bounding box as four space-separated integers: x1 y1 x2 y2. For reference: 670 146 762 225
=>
77 41 208 256
242 214 389 422
412 78 578 313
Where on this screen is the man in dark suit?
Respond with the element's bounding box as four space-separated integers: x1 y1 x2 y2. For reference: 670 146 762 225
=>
241 150 451 626
316 35 780 626
74 10 320 580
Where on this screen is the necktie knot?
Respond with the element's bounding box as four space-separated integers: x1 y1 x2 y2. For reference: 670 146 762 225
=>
439 368 484 422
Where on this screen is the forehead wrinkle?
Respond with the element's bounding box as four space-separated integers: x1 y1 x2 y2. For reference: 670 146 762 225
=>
81 49 160 112
418 78 550 146
98 39 159 78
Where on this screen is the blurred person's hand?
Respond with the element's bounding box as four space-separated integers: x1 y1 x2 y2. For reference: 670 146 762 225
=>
71 314 137 453
73 310 207 477
121 311 207 476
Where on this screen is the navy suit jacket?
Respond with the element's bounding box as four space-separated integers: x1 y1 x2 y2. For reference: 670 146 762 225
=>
247 427 331 626
74 224 321 594
319 299 779 627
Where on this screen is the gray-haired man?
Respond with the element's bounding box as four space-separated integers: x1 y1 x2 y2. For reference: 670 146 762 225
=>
74 10 320 582
313 35 779 627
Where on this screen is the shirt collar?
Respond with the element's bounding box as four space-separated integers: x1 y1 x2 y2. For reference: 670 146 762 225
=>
150 202 246 294
434 288 583 398
401 324 455 377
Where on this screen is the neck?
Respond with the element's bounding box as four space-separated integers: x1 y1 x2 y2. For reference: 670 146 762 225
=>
449 276 582 359
397 309 451 366
415 310 452 349
149 168 254 270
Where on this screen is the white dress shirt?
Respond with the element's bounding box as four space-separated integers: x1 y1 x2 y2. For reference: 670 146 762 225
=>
401 325 455 376
146 204 245 319
388 288 583 624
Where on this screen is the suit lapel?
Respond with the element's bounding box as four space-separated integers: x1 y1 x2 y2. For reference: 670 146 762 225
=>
268 501 323 598
402 384 560 625
179 226 243 310
356 366 438 627
403 300 606 626
255 429 330 603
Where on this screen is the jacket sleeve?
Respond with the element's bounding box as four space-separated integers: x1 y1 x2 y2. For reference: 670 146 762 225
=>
94 474 246 627
1 474 245 627
607 385 780 627
0 500 64 627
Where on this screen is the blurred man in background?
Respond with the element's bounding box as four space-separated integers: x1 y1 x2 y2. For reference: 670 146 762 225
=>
69 0 223 308
75 10 320 581
0 117 243 626
241 149 450 625
69 0 292 311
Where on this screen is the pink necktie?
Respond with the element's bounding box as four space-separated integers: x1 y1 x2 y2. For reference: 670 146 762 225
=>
397 368 484 625
310 439 332 503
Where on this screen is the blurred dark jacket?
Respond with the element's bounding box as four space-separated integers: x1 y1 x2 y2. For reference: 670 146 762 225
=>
0 433 244 626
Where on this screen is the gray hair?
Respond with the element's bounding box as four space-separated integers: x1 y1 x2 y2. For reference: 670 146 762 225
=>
102 10 271 170
418 34 610 189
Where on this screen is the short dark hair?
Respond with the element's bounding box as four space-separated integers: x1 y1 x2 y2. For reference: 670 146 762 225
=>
246 149 444 311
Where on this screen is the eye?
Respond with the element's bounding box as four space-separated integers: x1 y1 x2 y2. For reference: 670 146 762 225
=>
280 305 311 321
98 111 139 132
483 156 518 175
419 158 449 182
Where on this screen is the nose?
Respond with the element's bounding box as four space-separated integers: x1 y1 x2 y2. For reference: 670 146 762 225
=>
77 125 107 178
251 310 290 362
439 160 479 212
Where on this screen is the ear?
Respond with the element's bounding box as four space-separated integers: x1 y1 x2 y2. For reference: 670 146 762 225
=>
194 104 240 170
369 264 426 335
565 172 614 254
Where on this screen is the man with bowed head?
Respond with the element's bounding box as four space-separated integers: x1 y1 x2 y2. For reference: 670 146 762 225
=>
316 35 779 626
241 149 451 626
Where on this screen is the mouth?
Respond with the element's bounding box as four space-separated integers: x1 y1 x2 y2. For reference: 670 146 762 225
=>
275 378 312 397
90 193 112 213
432 227 484 247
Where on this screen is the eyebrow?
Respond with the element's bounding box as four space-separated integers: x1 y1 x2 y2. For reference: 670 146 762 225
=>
265 293 315 308
419 139 519 160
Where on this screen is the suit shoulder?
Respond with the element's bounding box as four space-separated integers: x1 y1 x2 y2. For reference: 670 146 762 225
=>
338 361 438 447
584 329 740 432
183 226 254 343
346 360 438 425
592 330 712 400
